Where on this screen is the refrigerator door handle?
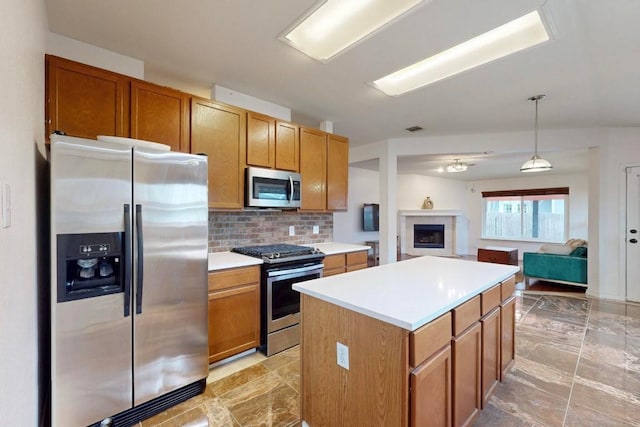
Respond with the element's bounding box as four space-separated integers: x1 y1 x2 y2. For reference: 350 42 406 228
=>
135 204 144 314
123 204 132 317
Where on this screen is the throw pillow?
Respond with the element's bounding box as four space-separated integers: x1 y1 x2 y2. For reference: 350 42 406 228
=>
539 244 574 255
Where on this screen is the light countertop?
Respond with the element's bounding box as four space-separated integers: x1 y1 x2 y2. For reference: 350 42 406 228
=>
293 255 519 331
208 242 370 271
308 242 370 255
208 252 262 271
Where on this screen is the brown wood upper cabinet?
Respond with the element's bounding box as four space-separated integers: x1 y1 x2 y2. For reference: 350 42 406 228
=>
45 54 128 140
246 113 300 172
246 111 275 168
130 80 190 152
190 97 247 209
299 127 349 211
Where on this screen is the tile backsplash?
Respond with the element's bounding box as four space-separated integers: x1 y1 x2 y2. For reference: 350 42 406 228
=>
208 210 333 252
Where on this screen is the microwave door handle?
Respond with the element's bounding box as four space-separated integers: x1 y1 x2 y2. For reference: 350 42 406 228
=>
289 176 294 202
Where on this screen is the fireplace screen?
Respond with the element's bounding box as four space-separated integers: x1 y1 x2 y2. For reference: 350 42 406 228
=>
414 224 445 248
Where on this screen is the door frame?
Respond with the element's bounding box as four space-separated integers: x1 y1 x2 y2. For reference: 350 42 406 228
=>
623 164 640 302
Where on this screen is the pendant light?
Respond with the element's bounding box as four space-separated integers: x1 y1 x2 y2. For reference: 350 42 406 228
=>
520 94 553 172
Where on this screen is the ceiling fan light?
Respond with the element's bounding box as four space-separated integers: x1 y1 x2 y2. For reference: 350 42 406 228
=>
446 161 468 172
520 155 553 172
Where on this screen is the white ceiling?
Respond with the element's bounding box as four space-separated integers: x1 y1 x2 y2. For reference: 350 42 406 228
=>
44 0 640 180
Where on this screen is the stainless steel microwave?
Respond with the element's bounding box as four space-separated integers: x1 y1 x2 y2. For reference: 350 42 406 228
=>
245 166 301 208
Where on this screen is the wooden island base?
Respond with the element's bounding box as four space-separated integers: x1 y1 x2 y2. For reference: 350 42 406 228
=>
299 275 516 427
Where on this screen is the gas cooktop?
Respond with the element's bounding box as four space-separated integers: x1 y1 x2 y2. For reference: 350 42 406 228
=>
232 243 324 263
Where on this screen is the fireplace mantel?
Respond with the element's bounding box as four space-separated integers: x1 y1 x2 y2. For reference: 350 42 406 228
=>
399 210 464 217
399 210 466 257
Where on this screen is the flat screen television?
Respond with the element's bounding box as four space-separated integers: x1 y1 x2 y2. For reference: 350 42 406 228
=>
362 203 379 231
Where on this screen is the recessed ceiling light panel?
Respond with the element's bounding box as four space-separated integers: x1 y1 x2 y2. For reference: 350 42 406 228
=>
281 0 427 62
372 10 551 96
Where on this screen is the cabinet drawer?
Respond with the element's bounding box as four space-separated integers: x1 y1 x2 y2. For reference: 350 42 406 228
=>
481 284 501 316
452 295 481 336
323 253 345 270
501 275 516 301
410 312 452 367
208 265 260 292
346 250 367 267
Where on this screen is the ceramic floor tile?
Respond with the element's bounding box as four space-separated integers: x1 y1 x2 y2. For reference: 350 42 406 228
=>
260 345 299 372
575 354 640 395
587 310 640 337
208 351 267 383
273 360 300 391
476 373 568 427
210 363 271 397
567 380 640 426
225 382 299 427
534 295 590 319
517 315 586 353
580 328 640 371
589 299 640 319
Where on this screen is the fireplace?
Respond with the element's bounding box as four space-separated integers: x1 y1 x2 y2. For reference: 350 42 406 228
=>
414 224 445 249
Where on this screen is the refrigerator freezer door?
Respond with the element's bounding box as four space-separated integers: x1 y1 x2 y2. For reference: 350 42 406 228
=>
132 149 209 405
50 136 133 427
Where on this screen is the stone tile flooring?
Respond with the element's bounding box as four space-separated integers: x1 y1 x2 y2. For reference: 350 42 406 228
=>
140 292 640 426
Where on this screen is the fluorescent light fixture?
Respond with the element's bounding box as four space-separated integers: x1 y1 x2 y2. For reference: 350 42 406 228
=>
372 10 550 96
282 0 426 62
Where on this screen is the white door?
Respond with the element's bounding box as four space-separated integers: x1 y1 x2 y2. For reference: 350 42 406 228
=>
626 166 640 302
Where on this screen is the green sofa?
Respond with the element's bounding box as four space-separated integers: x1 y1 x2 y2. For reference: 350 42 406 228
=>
523 246 588 287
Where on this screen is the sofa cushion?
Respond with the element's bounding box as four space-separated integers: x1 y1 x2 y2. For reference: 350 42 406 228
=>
570 246 588 258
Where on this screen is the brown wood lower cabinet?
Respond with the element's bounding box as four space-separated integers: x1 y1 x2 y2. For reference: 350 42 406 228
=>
452 322 482 427
500 296 516 379
323 250 368 277
299 274 516 427
410 345 452 427
208 266 260 364
481 307 501 407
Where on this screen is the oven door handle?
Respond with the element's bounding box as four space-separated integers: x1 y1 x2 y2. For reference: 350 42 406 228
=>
267 264 324 277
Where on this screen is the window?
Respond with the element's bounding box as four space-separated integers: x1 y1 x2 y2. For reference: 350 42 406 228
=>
482 187 568 242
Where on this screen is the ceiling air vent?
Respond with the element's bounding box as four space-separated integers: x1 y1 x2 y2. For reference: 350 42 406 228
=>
405 126 423 132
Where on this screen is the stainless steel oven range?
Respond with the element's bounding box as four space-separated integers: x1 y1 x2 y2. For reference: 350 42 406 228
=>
232 244 324 356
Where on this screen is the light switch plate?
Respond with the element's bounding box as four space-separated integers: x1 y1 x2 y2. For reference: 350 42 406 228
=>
289 225 295 236
312 225 319 234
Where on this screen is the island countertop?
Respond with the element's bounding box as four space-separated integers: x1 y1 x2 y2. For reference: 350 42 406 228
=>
293 255 518 331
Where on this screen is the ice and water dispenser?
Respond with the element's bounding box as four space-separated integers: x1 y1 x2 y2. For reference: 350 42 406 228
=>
56 232 124 302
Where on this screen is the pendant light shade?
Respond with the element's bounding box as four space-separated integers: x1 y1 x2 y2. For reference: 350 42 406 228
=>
521 94 552 173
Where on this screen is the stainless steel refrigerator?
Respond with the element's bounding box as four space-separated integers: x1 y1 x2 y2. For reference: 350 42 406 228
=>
49 134 209 427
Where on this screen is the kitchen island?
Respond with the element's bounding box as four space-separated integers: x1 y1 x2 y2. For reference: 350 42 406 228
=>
293 255 518 427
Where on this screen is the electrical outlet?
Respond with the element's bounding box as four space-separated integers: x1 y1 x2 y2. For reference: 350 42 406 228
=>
336 342 349 370
289 225 295 236
312 225 319 234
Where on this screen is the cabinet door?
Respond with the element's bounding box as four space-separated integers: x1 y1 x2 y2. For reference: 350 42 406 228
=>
452 322 481 427
345 250 368 272
247 111 275 168
481 307 501 407
410 345 452 427
130 80 190 152
46 55 128 140
327 134 349 211
208 283 260 364
190 97 246 209
323 253 345 276
275 121 299 172
300 127 327 210
500 296 516 380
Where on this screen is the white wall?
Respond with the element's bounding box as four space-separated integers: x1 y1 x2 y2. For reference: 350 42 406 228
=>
333 169 469 252
47 32 144 78
465 173 589 259
0 0 47 425
333 167 380 245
